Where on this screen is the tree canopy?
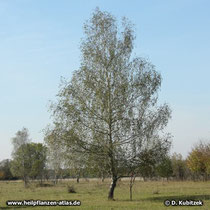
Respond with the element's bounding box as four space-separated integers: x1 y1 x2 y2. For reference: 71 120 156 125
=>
11 128 47 187
187 141 210 180
48 8 172 200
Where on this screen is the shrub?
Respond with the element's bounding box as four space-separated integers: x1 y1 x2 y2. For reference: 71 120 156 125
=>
67 185 76 193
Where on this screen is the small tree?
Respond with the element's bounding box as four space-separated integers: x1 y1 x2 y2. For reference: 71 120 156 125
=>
156 156 173 180
127 137 171 200
187 141 210 181
0 159 13 180
171 153 187 180
11 142 47 186
29 143 47 183
11 128 31 187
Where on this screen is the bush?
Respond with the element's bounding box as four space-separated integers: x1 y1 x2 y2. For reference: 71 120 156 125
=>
67 185 76 193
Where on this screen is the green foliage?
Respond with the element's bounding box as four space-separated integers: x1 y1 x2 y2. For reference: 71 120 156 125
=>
29 143 47 179
135 140 172 179
156 156 173 179
187 141 210 180
0 159 14 180
137 149 157 178
11 128 31 186
48 8 172 199
11 142 47 184
171 153 188 180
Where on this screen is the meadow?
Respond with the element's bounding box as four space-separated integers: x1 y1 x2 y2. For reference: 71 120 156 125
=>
0 179 210 210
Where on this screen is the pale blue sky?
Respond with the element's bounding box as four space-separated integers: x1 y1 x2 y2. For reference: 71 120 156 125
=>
0 0 210 161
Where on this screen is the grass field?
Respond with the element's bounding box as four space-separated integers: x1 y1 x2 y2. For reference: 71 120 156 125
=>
0 179 210 210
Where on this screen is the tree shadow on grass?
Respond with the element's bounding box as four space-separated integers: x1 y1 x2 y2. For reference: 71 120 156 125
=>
143 194 210 202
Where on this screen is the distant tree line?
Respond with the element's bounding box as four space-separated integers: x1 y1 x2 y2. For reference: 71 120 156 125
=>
2 128 210 185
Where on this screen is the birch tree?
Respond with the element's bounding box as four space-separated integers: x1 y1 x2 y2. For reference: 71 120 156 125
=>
11 128 31 187
50 8 171 200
